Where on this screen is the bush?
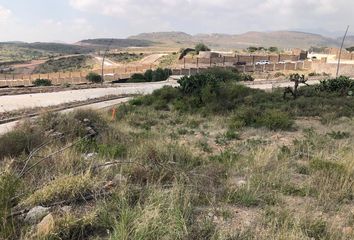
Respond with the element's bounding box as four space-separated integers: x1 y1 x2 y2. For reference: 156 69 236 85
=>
0 124 43 159
128 68 172 83
128 73 147 83
257 109 294 131
203 67 240 82
32 78 52 86
86 72 102 83
317 76 354 95
195 43 210 53
240 73 254 81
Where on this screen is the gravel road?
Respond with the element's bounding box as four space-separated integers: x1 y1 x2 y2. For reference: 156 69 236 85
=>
0 81 177 113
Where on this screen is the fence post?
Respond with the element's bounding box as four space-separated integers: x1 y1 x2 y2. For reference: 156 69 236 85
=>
196 58 199 68
252 55 255 65
209 58 212 67
223 56 225 66
184 58 186 69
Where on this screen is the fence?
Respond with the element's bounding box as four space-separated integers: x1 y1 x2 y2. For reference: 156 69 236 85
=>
0 55 313 88
0 64 153 87
178 54 301 68
173 59 312 76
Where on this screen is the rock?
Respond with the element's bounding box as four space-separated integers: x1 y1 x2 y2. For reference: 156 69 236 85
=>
36 213 55 236
236 180 247 187
60 206 72 214
83 152 97 160
25 206 50 224
112 174 127 185
343 227 353 235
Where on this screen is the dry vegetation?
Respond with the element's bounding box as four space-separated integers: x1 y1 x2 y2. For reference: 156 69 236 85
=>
1 69 354 239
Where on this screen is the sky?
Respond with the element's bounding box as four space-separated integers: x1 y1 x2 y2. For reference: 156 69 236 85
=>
0 0 352 43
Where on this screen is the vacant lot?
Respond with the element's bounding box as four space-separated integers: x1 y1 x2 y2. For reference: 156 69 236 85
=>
33 55 95 74
1 69 354 239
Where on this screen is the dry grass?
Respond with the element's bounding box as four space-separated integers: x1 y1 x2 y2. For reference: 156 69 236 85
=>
2 98 354 239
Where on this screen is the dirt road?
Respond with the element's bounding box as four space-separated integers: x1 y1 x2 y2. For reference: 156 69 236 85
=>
0 81 177 113
0 97 133 135
138 54 167 65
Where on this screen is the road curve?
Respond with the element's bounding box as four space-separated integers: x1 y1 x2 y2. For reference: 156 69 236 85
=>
0 97 133 135
0 81 177 113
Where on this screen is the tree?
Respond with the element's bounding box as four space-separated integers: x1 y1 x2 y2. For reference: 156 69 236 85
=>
346 46 354 52
247 46 258 53
269 47 279 52
195 43 210 54
283 73 309 99
86 72 102 83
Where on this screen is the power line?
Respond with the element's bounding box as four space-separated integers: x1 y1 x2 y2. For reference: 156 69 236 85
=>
336 25 350 78
101 38 114 84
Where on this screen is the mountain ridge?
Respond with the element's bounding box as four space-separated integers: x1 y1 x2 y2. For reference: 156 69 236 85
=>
129 30 354 49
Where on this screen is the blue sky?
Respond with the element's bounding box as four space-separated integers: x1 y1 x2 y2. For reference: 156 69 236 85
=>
0 0 352 42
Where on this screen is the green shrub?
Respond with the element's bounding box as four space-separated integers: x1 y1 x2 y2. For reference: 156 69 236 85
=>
327 131 350 140
317 76 354 95
301 218 329 240
0 173 19 239
203 67 240 82
128 73 146 82
257 109 294 131
240 73 254 81
86 72 102 83
128 68 172 83
32 78 52 86
226 188 260 207
0 125 43 159
195 43 210 53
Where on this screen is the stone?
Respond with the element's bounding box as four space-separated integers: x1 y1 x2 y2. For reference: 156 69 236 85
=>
112 174 127 185
36 213 55 236
343 227 353 235
60 206 72 214
236 180 247 187
25 206 50 224
83 152 97 160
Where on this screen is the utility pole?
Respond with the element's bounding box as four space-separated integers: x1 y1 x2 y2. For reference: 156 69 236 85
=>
101 38 114 84
336 25 350 78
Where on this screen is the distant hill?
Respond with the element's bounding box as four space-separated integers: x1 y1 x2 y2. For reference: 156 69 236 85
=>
129 31 354 49
129 32 194 45
76 38 155 49
0 42 94 54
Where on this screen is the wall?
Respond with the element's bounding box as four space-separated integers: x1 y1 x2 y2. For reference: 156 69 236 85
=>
0 65 152 87
311 62 354 77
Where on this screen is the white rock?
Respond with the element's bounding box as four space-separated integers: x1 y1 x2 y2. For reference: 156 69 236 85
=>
25 206 50 224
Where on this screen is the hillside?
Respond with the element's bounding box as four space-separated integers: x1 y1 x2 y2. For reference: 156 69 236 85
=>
0 42 94 64
76 38 155 49
33 55 95 74
129 31 194 46
129 31 354 49
2 70 354 239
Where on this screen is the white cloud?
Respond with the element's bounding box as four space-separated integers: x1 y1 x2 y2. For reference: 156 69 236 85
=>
68 0 353 34
0 5 12 22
